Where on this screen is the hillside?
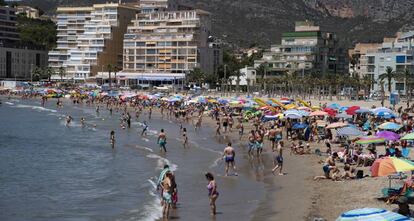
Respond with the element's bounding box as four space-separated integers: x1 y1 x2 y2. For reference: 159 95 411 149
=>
21 0 414 47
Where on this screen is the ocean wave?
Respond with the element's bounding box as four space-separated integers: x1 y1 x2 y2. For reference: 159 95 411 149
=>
135 180 163 221
135 145 154 153
14 104 57 113
146 154 178 172
4 102 14 105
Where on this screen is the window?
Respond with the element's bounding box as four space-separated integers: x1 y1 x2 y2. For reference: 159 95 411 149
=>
146 49 156 54
396 83 405 91
136 42 145 46
396 55 406 63
368 56 375 64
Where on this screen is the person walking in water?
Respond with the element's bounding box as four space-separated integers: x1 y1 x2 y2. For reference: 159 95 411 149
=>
110 130 115 148
158 129 167 152
161 171 173 219
182 128 188 148
205 172 219 216
65 115 73 127
141 121 148 136
272 141 284 175
223 142 237 176
80 117 85 128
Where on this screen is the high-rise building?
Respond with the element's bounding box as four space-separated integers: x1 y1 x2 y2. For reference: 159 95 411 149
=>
48 3 138 81
361 32 414 94
120 9 218 85
254 21 345 76
0 6 19 43
0 6 48 80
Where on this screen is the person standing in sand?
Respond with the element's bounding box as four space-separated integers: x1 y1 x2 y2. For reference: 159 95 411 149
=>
272 141 284 175
205 172 219 216
158 129 167 152
223 142 237 176
268 126 277 151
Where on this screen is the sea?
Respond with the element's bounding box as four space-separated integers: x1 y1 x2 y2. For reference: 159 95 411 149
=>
0 98 266 221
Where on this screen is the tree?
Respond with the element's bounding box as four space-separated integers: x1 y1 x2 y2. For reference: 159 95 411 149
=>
379 67 397 93
58 66 65 82
16 14 57 50
397 68 414 101
32 66 43 81
187 68 205 87
43 67 54 81
106 64 114 89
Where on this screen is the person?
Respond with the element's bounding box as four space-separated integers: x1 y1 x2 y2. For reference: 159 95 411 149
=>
158 129 167 152
148 106 152 120
80 117 85 128
272 141 284 175
268 126 277 151
238 122 244 140
248 130 256 157
182 128 188 148
65 115 73 126
162 172 173 219
205 172 219 216
215 121 221 136
314 152 339 180
223 142 237 176
141 121 148 136
126 113 131 128
110 130 115 148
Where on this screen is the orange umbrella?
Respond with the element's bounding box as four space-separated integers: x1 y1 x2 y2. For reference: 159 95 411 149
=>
371 157 414 177
309 110 328 117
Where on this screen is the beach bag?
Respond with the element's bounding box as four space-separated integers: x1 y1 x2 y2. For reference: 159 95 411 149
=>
356 170 364 179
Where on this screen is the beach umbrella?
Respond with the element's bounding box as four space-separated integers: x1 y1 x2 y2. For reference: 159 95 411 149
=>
263 115 278 122
326 122 348 129
292 123 308 130
316 120 328 127
371 157 414 177
297 106 311 111
309 110 328 117
346 106 360 115
328 103 341 109
376 131 400 141
355 108 370 114
372 107 394 114
336 208 411 221
336 126 364 137
285 113 302 119
355 136 385 145
378 122 402 131
376 111 396 119
336 112 353 119
339 106 349 112
323 108 337 117
401 132 414 140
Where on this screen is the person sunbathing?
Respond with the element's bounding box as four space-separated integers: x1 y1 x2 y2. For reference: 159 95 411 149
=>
314 153 339 181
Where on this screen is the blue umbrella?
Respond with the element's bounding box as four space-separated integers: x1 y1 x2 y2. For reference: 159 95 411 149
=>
328 103 341 109
292 123 308 130
339 106 349 112
285 113 302 119
376 111 396 119
336 126 364 137
336 112 353 119
356 108 370 114
378 122 402 131
336 208 411 221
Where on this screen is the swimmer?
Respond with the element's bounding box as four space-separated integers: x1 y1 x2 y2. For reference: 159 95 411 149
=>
110 130 115 148
223 142 237 176
158 129 167 152
65 115 73 126
80 117 85 127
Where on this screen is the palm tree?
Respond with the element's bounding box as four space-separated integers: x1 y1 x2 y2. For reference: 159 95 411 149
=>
113 66 120 88
106 64 114 89
255 63 267 90
43 67 54 82
188 68 205 87
379 67 397 93
233 70 244 96
397 68 414 101
58 66 66 82
32 67 43 81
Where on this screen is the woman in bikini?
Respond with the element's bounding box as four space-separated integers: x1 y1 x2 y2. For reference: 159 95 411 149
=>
205 172 219 216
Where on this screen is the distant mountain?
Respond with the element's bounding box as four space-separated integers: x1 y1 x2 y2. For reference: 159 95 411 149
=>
21 0 414 48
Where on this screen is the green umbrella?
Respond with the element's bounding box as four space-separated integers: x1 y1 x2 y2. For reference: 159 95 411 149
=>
401 132 414 140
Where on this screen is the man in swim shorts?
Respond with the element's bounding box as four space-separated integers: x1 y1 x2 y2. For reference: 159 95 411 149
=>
158 129 167 152
223 142 237 176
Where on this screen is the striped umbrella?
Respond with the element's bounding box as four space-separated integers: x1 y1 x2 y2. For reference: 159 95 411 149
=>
371 157 414 177
378 122 402 131
355 136 385 145
337 126 364 137
336 208 411 221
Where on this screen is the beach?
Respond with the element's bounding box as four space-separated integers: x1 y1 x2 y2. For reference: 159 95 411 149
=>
1 95 412 221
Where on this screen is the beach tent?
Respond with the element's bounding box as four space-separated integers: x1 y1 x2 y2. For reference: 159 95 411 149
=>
336 208 411 221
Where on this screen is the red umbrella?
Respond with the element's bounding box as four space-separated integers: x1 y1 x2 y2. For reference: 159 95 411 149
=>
346 106 360 115
323 108 337 117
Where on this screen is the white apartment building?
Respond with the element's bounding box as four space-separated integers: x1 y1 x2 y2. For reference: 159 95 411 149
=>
48 3 137 81
361 31 414 94
120 9 217 85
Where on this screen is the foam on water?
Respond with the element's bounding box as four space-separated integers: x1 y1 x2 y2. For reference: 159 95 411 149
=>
4 102 14 105
135 145 154 153
135 180 163 221
14 104 57 113
146 153 178 172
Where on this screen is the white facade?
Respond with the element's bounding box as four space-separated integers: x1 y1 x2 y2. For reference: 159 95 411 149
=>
362 31 414 94
230 66 257 86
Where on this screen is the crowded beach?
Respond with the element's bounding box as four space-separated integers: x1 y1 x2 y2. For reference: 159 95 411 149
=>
2 84 414 221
